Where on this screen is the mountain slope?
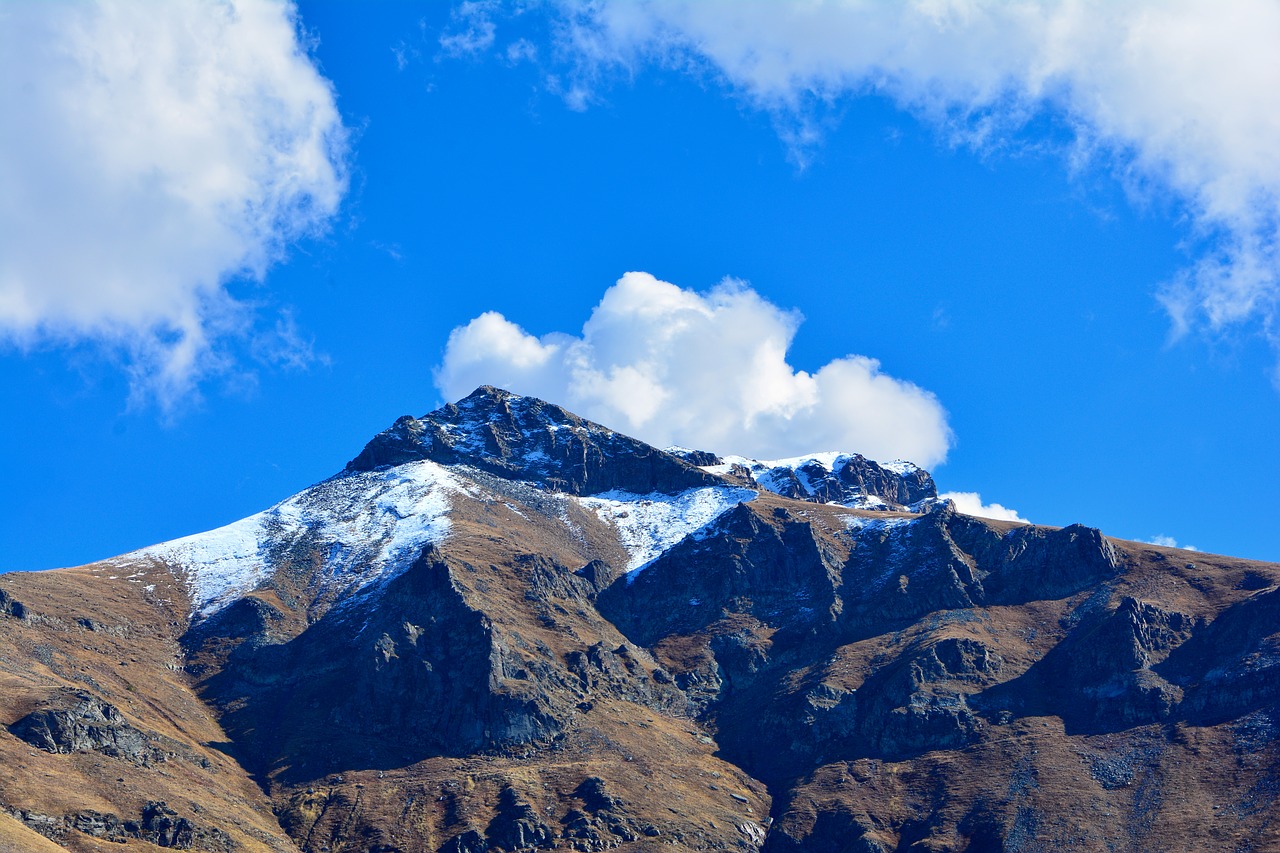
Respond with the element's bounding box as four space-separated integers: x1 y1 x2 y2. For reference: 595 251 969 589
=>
1 387 1278 852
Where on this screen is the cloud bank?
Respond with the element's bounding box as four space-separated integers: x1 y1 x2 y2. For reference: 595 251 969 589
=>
436 272 952 466
939 491 1027 523
0 0 347 406
538 0 1280 362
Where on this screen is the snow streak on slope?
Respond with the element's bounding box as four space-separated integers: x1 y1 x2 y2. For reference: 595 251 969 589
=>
139 461 464 617
576 487 757 575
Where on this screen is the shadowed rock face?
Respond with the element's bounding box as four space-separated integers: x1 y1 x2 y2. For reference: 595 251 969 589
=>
346 386 722 496
186 549 564 783
973 596 1194 734
838 505 1123 632
0 586 25 619
597 503 844 650
1160 584 1280 724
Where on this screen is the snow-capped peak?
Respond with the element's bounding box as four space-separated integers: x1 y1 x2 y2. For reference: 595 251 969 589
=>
128 390 940 621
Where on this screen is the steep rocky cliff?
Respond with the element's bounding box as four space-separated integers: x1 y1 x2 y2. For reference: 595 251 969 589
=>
0 388 1277 852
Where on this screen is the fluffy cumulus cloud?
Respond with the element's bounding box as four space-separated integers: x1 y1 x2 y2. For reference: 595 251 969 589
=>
537 0 1280 363
436 272 952 465
0 0 347 406
939 491 1027 523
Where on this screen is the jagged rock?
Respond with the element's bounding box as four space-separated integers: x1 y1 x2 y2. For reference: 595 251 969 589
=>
840 638 997 760
599 502 842 650
1161 585 1280 724
440 829 488 853
575 777 622 813
8 691 163 764
346 386 721 496
130 801 234 850
842 509 1123 633
573 559 620 594
660 636 725 713
6 803 233 851
843 505 988 628
188 549 566 783
0 586 25 619
665 448 723 467
70 810 127 840
560 777 642 850
517 552 600 603
751 454 936 509
183 594 291 677
984 522 1122 603
976 597 1191 733
565 642 634 689
485 787 555 850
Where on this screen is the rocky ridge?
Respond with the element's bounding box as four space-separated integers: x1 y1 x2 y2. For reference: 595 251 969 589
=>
671 449 938 511
0 387 1277 852
348 386 724 496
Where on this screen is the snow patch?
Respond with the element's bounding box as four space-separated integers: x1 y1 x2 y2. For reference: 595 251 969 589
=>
842 514 915 534
137 460 462 618
576 486 757 575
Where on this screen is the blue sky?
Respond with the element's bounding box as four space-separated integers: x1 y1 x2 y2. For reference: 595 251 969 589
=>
2 1 1278 570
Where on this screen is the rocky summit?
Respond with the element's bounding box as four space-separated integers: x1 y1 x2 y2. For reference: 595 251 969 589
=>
1 387 1278 852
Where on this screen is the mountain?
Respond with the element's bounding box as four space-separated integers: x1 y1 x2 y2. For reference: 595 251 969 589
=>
1 386 1278 852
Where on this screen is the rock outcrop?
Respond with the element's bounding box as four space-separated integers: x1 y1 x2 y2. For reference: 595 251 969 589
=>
346 386 721 496
0 586 24 619
668 447 939 510
9 690 165 765
6 802 234 851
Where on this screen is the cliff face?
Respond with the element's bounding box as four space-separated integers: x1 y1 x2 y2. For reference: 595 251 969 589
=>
1 388 1278 852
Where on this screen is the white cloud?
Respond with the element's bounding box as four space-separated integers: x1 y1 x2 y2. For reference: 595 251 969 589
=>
939 491 1027 523
0 0 347 408
436 271 952 466
439 1 499 57
1142 534 1200 552
542 0 1280 363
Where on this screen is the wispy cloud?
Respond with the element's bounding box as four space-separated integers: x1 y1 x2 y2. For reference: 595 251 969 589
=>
436 272 953 465
939 491 1027 523
1142 534 1200 552
0 0 348 411
438 1 500 57
525 0 1280 371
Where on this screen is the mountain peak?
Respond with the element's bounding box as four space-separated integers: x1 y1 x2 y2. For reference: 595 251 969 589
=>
346 386 722 496
6 388 1273 853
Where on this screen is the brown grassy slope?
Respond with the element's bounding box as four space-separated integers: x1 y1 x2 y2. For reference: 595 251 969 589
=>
0 562 298 851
